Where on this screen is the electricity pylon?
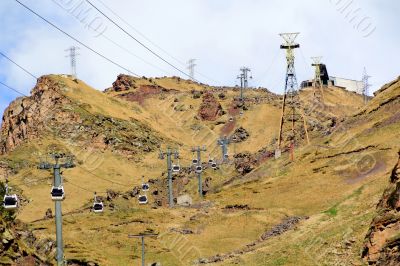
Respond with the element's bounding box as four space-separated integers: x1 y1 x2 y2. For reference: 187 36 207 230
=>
362 67 371 105
192 146 206 196
187 59 196 81
38 153 75 266
128 233 158 266
277 33 310 160
159 148 179 207
237 67 252 102
65 46 79 79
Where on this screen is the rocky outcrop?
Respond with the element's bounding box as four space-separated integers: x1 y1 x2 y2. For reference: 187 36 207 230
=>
0 75 164 157
1 184 52 264
234 152 258 175
0 76 77 154
110 74 137 92
231 127 249 143
198 92 224 121
362 151 400 265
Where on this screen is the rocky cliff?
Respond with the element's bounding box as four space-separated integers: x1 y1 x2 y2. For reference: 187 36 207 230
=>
0 75 164 158
0 182 52 265
0 76 75 154
362 150 400 265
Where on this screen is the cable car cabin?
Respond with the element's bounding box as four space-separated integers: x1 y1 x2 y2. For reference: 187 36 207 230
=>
195 165 202 174
172 164 180 172
192 159 198 165
138 195 148 205
3 194 19 210
92 202 104 213
142 183 150 191
50 186 65 201
211 163 218 169
208 159 214 165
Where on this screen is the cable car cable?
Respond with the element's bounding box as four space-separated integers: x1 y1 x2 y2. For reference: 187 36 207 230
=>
84 0 199 82
13 0 140 77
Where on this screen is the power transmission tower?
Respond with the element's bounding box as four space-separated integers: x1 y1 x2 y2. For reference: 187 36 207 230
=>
187 59 196 81
276 33 310 160
65 46 80 79
217 136 230 163
159 148 179 207
237 67 252 102
191 146 206 196
38 153 75 266
362 67 371 105
128 233 158 266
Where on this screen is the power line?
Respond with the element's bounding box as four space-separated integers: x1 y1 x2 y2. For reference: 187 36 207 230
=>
95 0 221 85
0 51 38 79
77 165 130 187
84 0 199 82
99 33 174 76
0 53 133 189
0 80 26 97
95 0 187 68
12 177 50 187
13 0 140 77
65 179 108 194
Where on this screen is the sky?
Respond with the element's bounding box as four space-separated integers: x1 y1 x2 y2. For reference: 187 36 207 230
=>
0 0 399 117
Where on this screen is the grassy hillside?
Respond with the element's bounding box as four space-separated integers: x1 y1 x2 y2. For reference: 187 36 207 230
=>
0 74 398 265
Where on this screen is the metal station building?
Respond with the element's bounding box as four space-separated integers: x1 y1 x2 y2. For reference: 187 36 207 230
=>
301 63 364 94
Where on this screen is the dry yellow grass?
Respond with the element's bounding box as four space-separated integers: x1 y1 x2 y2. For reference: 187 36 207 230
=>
2 75 399 265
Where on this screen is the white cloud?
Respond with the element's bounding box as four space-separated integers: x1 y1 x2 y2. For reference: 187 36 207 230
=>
0 0 399 117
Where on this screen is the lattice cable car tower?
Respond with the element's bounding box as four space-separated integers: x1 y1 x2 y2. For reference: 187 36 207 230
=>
362 67 371 105
311 56 323 88
38 153 75 266
237 67 252 102
311 56 325 102
187 59 196 81
65 46 79 79
276 33 310 160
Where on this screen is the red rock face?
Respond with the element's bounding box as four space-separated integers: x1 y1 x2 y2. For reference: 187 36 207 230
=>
111 74 136 92
198 92 223 121
117 85 169 105
362 151 400 265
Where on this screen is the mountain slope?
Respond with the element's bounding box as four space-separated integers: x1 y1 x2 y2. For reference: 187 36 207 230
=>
0 74 398 265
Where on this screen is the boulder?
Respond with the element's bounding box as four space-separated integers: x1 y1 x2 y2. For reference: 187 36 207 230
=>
177 194 193 207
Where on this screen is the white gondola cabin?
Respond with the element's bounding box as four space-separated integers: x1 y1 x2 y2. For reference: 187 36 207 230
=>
195 165 202 174
142 183 150 191
172 164 180 172
92 193 104 213
51 186 65 201
138 195 148 204
3 194 19 210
